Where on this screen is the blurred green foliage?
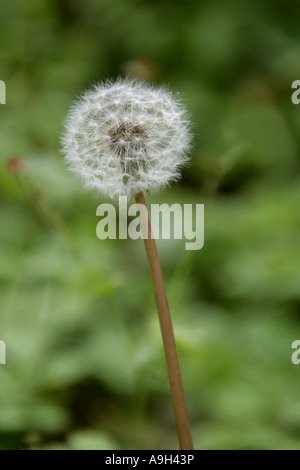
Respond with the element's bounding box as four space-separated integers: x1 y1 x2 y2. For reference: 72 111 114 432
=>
1 0 300 450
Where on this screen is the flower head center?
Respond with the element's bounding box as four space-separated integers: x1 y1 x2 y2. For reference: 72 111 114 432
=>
108 121 147 156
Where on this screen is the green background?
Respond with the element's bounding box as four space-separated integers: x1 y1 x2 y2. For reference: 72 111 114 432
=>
1 0 300 450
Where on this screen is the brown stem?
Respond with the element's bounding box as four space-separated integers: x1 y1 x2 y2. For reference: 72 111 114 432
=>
135 191 193 451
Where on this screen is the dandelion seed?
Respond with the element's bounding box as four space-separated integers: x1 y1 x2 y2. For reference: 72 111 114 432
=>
61 79 191 200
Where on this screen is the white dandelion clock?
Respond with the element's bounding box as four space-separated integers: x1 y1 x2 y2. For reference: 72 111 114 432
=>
61 78 194 451
61 79 191 200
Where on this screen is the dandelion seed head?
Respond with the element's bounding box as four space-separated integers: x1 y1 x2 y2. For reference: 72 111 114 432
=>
61 78 191 200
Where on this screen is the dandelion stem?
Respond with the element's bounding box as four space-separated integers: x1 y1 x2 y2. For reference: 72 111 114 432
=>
135 191 193 451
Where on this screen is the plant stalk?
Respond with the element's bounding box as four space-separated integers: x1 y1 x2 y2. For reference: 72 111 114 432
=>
135 191 193 451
